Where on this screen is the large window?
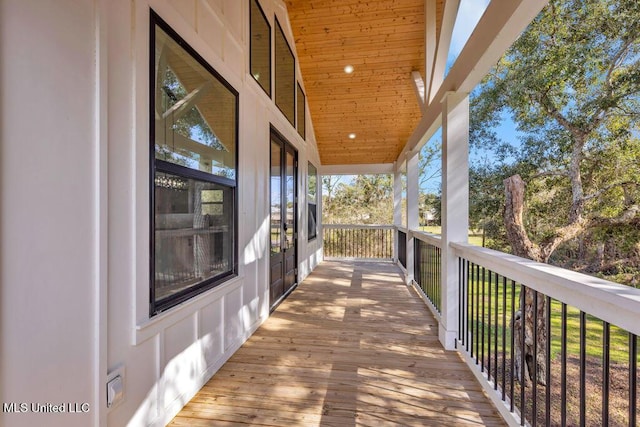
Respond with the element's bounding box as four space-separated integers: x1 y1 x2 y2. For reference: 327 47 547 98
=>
275 18 295 125
150 12 238 315
250 0 271 96
308 163 318 241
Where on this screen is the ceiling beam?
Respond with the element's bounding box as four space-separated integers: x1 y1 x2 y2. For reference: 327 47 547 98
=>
161 82 212 121
411 70 427 115
428 0 459 103
424 0 438 103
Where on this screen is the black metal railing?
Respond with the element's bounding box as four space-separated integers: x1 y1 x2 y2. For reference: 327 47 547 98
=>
397 229 407 268
322 225 394 259
414 237 442 313
457 256 639 427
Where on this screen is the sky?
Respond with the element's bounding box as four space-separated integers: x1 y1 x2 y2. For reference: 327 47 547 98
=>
418 0 520 194
447 0 491 73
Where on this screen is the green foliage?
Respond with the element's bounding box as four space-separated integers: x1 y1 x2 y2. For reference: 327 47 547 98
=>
470 0 640 284
322 175 394 224
161 68 223 150
418 140 442 225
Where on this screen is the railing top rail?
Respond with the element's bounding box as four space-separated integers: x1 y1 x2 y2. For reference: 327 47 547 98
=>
410 229 442 248
322 224 395 230
452 242 640 336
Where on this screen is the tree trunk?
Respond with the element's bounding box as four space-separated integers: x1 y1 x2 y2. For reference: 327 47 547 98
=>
503 174 547 386
512 288 548 386
503 175 543 261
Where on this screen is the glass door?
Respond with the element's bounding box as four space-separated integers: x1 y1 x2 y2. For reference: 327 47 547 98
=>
269 129 297 309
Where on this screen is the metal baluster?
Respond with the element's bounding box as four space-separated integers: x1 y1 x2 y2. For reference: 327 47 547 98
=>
488 269 492 378
532 291 538 427
561 303 567 427
630 333 637 427
436 248 442 312
510 279 516 413
520 286 527 426
502 275 507 401
494 271 499 390
466 259 471 353
476 263 481 364
580 311 586 427
470 262 475 358
458 257 462 343
603 321 610 426
482 266 486 372
546 296 551 427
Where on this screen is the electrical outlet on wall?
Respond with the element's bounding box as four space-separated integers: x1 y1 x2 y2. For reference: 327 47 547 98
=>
106 365 125 411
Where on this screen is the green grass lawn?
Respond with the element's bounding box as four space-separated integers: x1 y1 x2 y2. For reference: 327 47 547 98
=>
415 228 632 362
419 225 484 247
414 232 637 426
463 277 634 365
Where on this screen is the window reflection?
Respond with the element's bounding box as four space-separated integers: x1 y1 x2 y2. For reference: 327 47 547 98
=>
154 26 237 179
308 163 317 240
250 0 271 96
275 19 295 125
154 172 233 301
151 14 238 315
270 141 282 254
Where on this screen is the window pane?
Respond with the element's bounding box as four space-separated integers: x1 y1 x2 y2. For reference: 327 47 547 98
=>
308 162 317 199
297 83 305 138
275 20 295 125
308 203 317 240
285 152 295 249
250 0 271 96
308 162 317 240
154 25 237 179
154 171 234 303
270 141 281 254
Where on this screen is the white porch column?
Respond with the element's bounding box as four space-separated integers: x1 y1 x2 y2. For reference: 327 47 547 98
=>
393 162 402 262
440 92 469 350
406 150 419 282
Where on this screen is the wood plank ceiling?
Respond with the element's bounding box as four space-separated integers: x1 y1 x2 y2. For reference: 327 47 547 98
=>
286 0 443 166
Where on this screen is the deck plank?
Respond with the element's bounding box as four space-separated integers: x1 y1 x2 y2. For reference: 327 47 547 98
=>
169 261 505 426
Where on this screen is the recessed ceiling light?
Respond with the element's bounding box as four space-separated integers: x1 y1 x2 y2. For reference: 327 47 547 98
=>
344 65 354 74
348 133 356 139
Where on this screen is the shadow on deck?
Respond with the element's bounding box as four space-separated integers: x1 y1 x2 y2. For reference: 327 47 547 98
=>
170 260 505 426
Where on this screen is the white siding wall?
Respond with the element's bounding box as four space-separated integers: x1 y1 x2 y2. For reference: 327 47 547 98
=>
0 1 98 426
0 0 323 426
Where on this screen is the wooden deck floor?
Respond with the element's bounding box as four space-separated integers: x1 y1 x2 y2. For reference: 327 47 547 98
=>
170 261 505 426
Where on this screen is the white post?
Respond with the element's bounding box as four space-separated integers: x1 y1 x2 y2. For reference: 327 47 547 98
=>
440 92 469 350
406 150 419 283
393 161 402 262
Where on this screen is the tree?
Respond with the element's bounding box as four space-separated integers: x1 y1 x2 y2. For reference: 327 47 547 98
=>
475 0 640 263
321 175 343 223
322 175 393 224
418 139 442 227
472 0 640 385
419 140 441 190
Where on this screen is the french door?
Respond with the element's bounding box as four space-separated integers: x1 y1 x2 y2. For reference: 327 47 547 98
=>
269 129 298 310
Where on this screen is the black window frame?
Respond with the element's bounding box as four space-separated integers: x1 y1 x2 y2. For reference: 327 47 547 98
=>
149 10 239 316
274 17 296 126
249 0 271 97
297 82 306 139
